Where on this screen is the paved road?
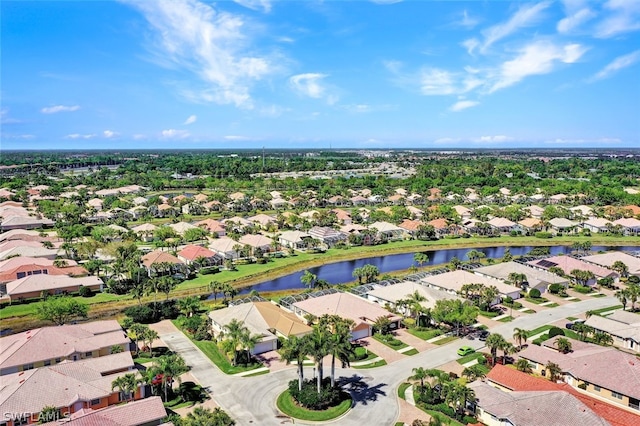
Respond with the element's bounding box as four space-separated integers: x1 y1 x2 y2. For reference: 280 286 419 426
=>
157 296 618 425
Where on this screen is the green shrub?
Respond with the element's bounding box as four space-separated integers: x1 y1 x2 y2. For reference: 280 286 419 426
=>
528 288 541 298
548 283 562 294
352 346 368 361
288 378 346 410
535 232 552 239
573 285 592 294
199 266 219 275
403 318 416 327
578 383 587 390
548 326 565 338
78 285 93 297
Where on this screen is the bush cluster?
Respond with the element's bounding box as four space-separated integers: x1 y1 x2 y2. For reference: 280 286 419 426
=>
288 378 346 410
535 232 552 239
78 285 93 297
573 285 592 294
528 288 541 298
548 326 565 338
124 300 179 323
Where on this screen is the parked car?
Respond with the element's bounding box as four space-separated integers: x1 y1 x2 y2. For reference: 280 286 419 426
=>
478 330 489 341
457 346 475 356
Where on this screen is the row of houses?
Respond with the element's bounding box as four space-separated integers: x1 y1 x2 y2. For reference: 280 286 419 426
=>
0 320 168 426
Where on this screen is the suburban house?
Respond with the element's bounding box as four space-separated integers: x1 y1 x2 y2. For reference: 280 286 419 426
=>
177 244 222 266
168 221 197 236
307 226 347 248
581 252 640 277
140 250 184 275
209 301 312 354
517 217 542 234
239 234 274 255
368 221 405 241
38 396 167 426
0 229 55 243
248 213 277 229
584 309 640 353
208 237 241 260
365 281 461 314
0 352 146 426
0 257 87 284
131 223 157 242
420 270 522 302
0 240 58 261
291 291 402 340
517 337 640 412
487 217 517 234
582 218 613 233
1 274 103 302
0 320 131 376
473 364 639 426
474 261 568 293
548 217 579 234
613 218 640 235
398 219 424 236
278 230 313 251
195 218 226 237
527 256 617 285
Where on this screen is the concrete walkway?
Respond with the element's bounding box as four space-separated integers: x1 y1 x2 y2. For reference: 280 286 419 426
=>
405 384 416 405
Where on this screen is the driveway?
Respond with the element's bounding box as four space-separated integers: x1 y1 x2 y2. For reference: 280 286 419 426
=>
154 296 619 425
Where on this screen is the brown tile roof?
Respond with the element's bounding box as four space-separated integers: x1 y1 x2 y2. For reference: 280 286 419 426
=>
0 321 129 373
398 219 424 232
42 396 167 426
177 244 217 261
487 364 640 426
141 251 183 268
6 275 103 297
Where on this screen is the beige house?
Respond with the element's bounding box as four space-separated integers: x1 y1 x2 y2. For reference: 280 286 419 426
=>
584 310 640 353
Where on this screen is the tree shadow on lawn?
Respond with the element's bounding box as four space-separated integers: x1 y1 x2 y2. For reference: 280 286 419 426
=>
338 374 387 406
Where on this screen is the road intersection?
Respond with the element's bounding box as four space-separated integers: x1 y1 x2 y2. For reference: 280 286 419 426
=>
155 296 619 425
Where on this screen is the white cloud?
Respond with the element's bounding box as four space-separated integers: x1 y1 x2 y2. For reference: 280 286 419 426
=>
545 137 621 144
232 0 271 13
103 130 119 138
184 114 198 125
472 135 514 143
557 7 596 33
479 1 551 53
41 105 80 114
224 135 252 141
133 134 148 140
161 129 190 139
123 0 277 108
462 38 480 55
459 9 479 29
0 108 21 124
490 41 587 92
419 68 484 96
289 73 338 104
595 0 640 38
589 50 640 81
65 133 96 139
449 100 480 112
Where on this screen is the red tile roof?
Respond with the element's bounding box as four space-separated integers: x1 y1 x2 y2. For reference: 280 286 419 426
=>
178 244 217 261
487 365 640 426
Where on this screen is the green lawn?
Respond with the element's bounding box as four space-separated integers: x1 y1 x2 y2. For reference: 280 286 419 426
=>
0 292 123 320
498 316 514 322
566 316 579 321
402 348 419 356
544 303 560 308
589 305 624 316
373 333 408 350
349 346 379 363
526 325 553 337
479 310 501 318
353 359 387 369
433 336 459 345
407 327 443 341
398 382 411 399
525 297 550 305
456 352 485 365
276 390 352 422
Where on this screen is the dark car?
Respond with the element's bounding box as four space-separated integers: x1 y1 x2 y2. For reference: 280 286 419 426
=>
478 330 490 341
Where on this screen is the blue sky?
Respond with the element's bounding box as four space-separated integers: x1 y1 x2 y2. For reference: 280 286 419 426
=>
2 0 639 150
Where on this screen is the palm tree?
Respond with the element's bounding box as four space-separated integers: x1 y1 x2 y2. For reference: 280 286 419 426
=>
512 328 528 349
615 289 628 310
306 327 330 394
500 341 516 363
485 333 507 365
177 296 201 317
592 332 614 346
128 323 148 356
466 249 485 262
611 260 629 278
545 361 563 382
411 367 429 392
209 280 224 302
324 316 355 387
279 335 310 392
222 319 248 366
508 272 527 288
515 358 532 373
153 354 188 401
300 270 317 290
143 328 159 357
111 373 138 402
414 252 429 268
554 337 571 354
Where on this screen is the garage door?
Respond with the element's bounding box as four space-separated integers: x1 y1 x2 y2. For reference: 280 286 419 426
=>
351 327 370 341
252 340 276 355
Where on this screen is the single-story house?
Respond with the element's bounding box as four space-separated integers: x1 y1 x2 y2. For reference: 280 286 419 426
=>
209 301 312 354
582 251 640 277
613 218 640 235
548 218 579 234
208 237 241 259
420 270 522 302
518 337 640 411
366 281 461 315
582 218 613 233
474 261 568 293
291 292 402 340
307 226 347 248
278 230 313 251
487 217 517 234
239 234 274 255
0 320 131 376
140 250 184 275
0 240 58 261
195 218 226 237
177 244 222 266
0 257 87 284
42 396 167 426
2 274 103 301
131 223 157 242
584 309 640 353
368 221 405 241
528 256 617 285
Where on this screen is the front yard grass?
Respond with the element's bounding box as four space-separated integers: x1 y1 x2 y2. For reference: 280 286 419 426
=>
407 327 443 340
373 333 408 350
456 352 485 365
353 359 387 369
398 382 411 399
498 316 514 322
432 336 459 345
588 305 624 316
402 348 419 356
525 297 550 305
276 390 352 422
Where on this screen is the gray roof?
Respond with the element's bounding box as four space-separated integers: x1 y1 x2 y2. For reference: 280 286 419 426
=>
475 261 568 289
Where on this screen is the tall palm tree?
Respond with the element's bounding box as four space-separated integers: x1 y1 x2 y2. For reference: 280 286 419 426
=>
143 328 159 357
512 328 528 349
222 319 247 366
485 333 507 365
515 358 532 373
411 367 429 392
111 373 138 402
306 327 330 394
177 296 201 317
209 280 223 302
615 289 628 311
611 260 629 278
153 354 188 402
414 252 429 268
300 270 317 290
545 361 563 382
323 316 355 387
279 335 310 392
128 323 148 356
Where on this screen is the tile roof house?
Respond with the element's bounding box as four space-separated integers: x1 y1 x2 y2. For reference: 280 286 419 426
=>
0 240 58 261
613 218 640 235
140 251 184 274
528 256 618 285
40 396 167 426
195 218 226 236
208 237 241 259
0 257 87 284
420 269 522 301
0 352 145 426
0 320 131 375
583 218 614 233
366 281 461 315
548 217 579 233
0 229 55 243
239 234 274 255
517 217 543 233
486 364 640 426
487 217 517 234
518 337 640 412
209 301 312 354
177 244 221 265
398 219 425 235
581 252 640 277
1 214 55 231
474 261 568 293
278 230 313 251
368 221 405 240
291 292 402 340
2 274 104 302
584 310 640 353
307 226 347 248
